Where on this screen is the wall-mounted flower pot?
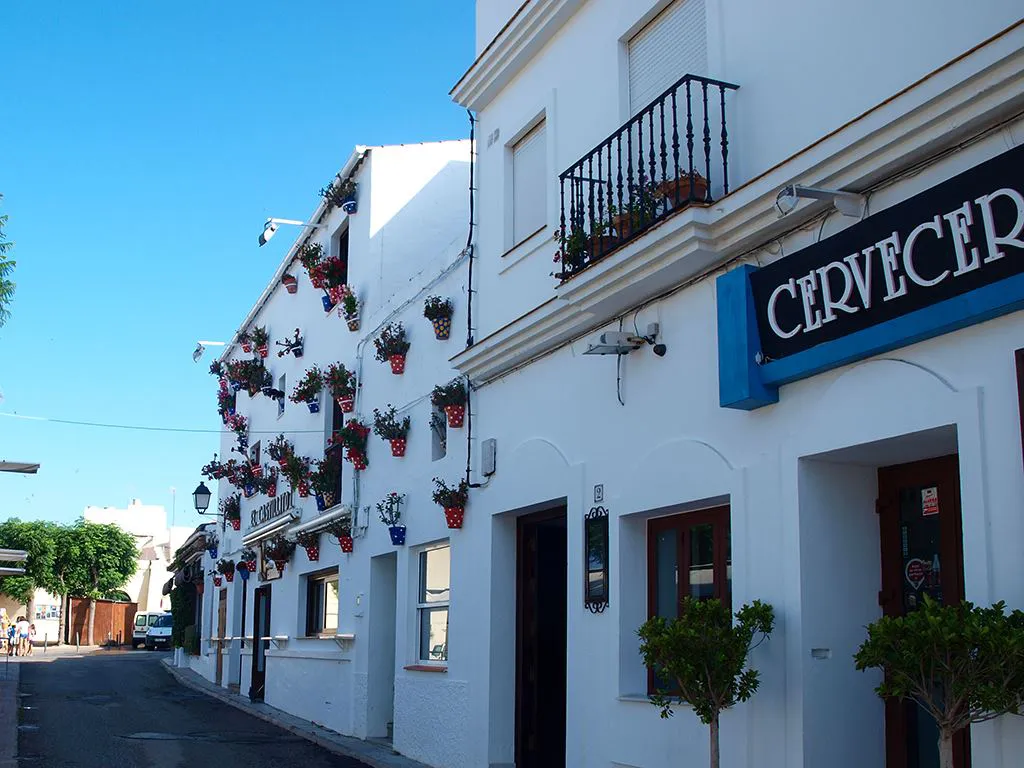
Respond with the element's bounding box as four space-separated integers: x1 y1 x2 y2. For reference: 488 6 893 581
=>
339 535 354 553
307 400 320 414
304 546 320 561
444 507 465 529
342 197 358 215
241 342 253 353
276 457 288 469
266 482 277 498
251 464 263 478
390 438 407 457
389 354 406 375
352 452 368 471
243 484 256 499
274 560 286 574
315 494 326 512
431 317 452 340
321 491 336 508
346 316 360 332
257 345 269 359
208 545 219 559
224 571 234 583
292 347 304 359
444 404 466 428
322 295 336 313
228 518 240 531
213 575 223 587
245 558 258 572
337 396 355 413
229 380 243 392
297 482 311 498
282 274 298 294
388 525 407 546
237 566 250 581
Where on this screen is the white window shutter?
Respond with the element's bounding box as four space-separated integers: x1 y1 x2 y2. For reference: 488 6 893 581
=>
512 122 547 244
628 0 707 116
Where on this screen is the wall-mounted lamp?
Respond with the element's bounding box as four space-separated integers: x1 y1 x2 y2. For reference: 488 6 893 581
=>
775 184 866 218
583 323 665 356
192 340 227 363
258 218 323 247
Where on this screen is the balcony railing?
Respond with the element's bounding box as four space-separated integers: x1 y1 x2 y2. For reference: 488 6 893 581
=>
556 73 739 280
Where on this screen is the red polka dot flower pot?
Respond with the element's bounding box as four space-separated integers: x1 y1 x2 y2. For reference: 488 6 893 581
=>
389 354 406 375
339 536 354 553
444 507 465 529
229 518 241 531
245 559 258 572
304 546 320 562
224 570 234 583
444 404 465 429
297 482 311 498
257 344 269 359
213 575 223 587
337 396 354 413
390 438 407 458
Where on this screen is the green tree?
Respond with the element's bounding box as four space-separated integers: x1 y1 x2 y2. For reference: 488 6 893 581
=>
854 595 1024 768
638 598 775 768
0 195 14 327
0 519 59 620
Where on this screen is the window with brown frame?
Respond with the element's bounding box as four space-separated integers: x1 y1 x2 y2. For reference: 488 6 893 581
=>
646 506 731 692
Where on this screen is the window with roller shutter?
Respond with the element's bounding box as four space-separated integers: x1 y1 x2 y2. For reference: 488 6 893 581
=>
628 0 708 116
511 121 547 246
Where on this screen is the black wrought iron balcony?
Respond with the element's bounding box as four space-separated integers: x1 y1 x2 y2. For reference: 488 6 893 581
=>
556 73 739 280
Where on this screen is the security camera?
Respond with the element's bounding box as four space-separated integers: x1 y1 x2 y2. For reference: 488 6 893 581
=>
258 220 278 247
652 343 667 357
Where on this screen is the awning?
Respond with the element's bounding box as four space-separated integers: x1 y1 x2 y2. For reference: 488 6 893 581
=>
0 462 39 474
242 509 301 547
287 505 352 538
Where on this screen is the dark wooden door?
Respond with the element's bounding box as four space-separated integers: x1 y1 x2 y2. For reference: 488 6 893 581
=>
516 508 567 768
877 455 969 768
249 585 271 702
215 589 227 686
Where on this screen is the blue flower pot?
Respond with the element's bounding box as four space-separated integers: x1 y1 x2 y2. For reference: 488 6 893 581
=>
322 294 335 312
229 380 242 392
208 546 218 559
244 483 256 498
307 400 320 414
342 198 358 215
315 494 326 512
227 406 235 416
388 526 407 546
237 565 249 581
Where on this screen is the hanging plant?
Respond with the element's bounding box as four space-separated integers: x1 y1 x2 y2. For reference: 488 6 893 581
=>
377 492 406 546
239 547 258 575
290 366 324 412
220 494 241 531
373 405 411 458
432 478 469 529
209 360 225 378
298 242 325 287
263 536 295 572
423 296 454 340
225 359 266 396
225 413 249 447
216 388 237 424
282 453 312 497
320 177 358 214
250 325 270 358
260 468 279 498
238 330 253 354
202 454 227 480
206 535 220 559
266 434 294 468
431 378 468 428
281 273 299 294
373 322 411 375
335 420 370 470
276 328 304 359
325 517 354 553
310 452 342 511
216 559 236 583
337 287 360 329
295 531 321 561
325 363 357 412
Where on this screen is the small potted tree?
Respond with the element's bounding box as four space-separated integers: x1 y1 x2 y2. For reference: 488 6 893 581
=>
276 328 304 358
220 494 241 531
266 434 293 468
325 362 357 413
423 296 454 340
216 559 236 583
431 379 467 428
374 322 411 374
296 531 321 562
373 405 411 457
251 325 270 358
377 491 406 546
855 595 1024 768
263 536 295 574
336 419 370 470
638 598 775 768
290 366 324 413
310 453 342 510
432 478 469 529
321 178 358 214
326 517 354 553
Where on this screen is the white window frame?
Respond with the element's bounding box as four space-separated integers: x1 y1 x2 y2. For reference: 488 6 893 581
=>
416 544 450 664
304 569 340 637
507 118 548 250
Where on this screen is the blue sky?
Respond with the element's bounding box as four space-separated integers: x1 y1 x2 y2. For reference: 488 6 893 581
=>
0 2 474 528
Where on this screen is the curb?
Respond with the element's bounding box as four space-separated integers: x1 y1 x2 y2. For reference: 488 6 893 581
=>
162 659 423 768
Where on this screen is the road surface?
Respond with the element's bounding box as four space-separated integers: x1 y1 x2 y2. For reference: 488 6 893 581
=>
17 650 368 767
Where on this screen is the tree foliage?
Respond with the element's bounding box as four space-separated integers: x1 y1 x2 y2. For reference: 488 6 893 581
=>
854 595 1024 768
0 194 14 327
0 519 60 603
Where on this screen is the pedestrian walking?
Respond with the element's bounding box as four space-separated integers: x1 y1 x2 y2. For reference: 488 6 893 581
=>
27 623 36 655
0 608 8 655
7 620 17 657
15 616 30 657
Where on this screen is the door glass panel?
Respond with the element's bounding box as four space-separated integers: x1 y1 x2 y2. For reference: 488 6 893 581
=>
654 530 677 618
689 523 714 600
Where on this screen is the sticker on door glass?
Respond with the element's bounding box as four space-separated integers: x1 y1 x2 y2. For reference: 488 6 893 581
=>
905 558 927 590
921 487 939 517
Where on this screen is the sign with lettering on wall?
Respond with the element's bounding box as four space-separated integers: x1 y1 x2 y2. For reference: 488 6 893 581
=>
750 144 1024 361
248 491 295 530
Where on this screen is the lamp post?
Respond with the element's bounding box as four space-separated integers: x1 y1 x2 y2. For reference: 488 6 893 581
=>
193 482 213 515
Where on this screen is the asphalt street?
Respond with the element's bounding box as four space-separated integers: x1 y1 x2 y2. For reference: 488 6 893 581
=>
17 650 369 768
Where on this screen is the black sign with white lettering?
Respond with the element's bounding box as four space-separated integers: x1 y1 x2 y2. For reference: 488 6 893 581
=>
750 144 1024 360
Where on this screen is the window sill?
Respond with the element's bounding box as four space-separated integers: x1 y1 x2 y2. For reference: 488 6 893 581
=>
617 694 654 703
403 664 447 673
499 225 549 275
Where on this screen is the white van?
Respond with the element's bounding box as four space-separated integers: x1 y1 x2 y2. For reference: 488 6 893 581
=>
132 611 169 649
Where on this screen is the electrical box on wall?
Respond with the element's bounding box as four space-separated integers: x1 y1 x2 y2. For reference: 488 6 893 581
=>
481 438 497 476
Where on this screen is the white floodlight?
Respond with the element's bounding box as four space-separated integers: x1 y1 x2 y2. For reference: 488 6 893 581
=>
775 184 866 218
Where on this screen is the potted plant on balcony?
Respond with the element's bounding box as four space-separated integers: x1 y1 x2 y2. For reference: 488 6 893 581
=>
282 453 312 497
290 366 323 413
276 328 304 359
336 419 370 470
266 435 293 468
423 296 454 340
653 170 709 208
431 379 467 428
326 518 354 553
374 322 411 374
216 559 236 583
325 362 357 413
608 182 660 239
299 242 324 287
281 272 298 294
551 220 618 279
377 491 406 546
432 478 469 529
263 535 295 573
321 177 358 214
295 531 321 562
373 405 411 457
220 494 241 531
250 325 270 358
310 452 342 511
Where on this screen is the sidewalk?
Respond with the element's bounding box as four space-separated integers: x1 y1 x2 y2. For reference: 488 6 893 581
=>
162 658 430 768
0 658 19 768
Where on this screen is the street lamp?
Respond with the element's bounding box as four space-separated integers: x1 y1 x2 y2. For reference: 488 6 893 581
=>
193 482 212 515
258 217 322 247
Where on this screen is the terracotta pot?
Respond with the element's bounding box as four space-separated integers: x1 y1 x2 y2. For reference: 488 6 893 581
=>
339 536 354 553
257 345 269 359
654 173 709 205
337 396 354 413
213 575 222 587
390 438 407 457
224 571 234 583
229 518 240 531
444 404 465 428
431 316 452 340
444 507 465 529
389 354 406 375
346 316 360 332
282 275 298 294
305 546 320 562
241 342 252 353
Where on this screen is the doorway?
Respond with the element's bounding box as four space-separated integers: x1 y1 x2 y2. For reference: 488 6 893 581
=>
249 585 272 702
515 507 567 768
215 589 227 686
877 454 969 768
368 553 398 740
